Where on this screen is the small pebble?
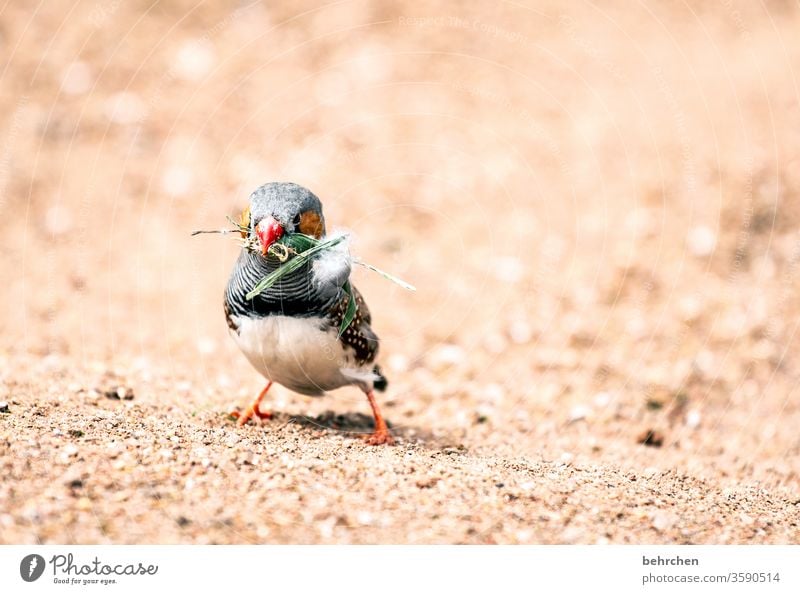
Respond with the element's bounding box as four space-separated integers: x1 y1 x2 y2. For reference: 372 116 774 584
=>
176 516 191 527
508 320 533 344
652 512 675 532
593 392 611 407
66 478 84 489
0 401 8 413
687 225 716 257
356 511 373 525
174 39 216 82
637 428 664 447
568 405 590 423
428 344 465 370
104 386 134 400
416 477 440 489
45 205 73 236
237 451 256 465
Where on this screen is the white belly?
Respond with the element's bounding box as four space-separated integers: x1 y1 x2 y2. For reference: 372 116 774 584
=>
230 314 375 395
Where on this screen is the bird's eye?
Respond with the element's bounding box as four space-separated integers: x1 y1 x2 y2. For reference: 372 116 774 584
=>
292 213 301 229
239 206 251 238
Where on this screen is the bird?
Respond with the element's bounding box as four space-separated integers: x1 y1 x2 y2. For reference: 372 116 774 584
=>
223 182 393 445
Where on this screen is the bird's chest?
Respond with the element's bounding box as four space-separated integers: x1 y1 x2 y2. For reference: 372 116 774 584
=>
230 314 351 394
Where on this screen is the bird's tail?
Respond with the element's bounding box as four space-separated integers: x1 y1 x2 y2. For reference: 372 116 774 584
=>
372 364 388 391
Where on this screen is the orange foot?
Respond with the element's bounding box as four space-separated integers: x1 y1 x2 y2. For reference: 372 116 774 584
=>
230 403 273 426
363 389 394 446
365 428 395 446
230 382 273 427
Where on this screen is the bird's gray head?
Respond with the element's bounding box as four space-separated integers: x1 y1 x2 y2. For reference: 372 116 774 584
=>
240 182 326 255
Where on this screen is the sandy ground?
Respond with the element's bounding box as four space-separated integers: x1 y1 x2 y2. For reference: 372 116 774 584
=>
1 0 800 544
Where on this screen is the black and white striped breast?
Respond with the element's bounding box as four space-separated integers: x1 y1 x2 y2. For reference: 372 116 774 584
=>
225 250 340 323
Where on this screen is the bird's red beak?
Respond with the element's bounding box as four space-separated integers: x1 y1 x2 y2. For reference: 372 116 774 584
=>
256 216 284 255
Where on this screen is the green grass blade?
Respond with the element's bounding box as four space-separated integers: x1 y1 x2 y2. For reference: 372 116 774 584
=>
245 234 347 300
353 258 416 291
338 282 357 336
279 233 320 252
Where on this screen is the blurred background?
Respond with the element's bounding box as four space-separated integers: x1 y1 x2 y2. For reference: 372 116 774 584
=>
1 0 800 543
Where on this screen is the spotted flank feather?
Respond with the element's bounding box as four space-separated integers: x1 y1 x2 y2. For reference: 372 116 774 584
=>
329 285 388 391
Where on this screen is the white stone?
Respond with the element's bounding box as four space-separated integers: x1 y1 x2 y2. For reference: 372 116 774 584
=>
174 40 216 82
678 294 703 321
508 320 533 344
652 512 675 532
625 315 647 339
592 391 611 407
44 204 73 235
356 511 373 525
687 225 716 257
428 344 465 369
569 405 590 422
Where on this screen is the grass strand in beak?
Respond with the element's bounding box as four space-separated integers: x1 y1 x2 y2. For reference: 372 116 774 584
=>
353 258 417 291
245 234 348 300
191 229 238 236
203 222 414 334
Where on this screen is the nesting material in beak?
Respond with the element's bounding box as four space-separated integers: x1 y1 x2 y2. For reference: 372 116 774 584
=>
256 216 284 255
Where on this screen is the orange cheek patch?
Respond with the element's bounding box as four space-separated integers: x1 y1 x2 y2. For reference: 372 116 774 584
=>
239 206 251 238
298 211 325 238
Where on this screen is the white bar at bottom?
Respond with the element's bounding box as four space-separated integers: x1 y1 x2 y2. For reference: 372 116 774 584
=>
0 545 797 593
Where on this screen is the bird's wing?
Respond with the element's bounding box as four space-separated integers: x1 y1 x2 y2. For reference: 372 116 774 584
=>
329 284 379 366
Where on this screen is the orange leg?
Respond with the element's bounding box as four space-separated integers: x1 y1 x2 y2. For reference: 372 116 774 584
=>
230 382 273 426
364 389 394 445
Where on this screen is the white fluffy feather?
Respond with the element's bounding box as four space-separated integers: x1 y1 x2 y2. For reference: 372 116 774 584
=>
311 230 352 290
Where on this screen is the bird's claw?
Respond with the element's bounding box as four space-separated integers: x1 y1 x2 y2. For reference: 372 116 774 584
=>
364 429 395 446
230 405 272 426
